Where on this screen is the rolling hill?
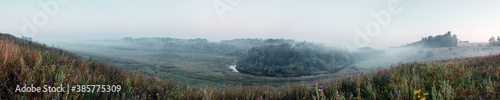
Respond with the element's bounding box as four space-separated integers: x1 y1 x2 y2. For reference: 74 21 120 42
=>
1 33 499 99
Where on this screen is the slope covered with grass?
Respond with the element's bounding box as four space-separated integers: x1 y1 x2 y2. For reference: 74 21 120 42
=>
0 33 181 99
1 33 499 99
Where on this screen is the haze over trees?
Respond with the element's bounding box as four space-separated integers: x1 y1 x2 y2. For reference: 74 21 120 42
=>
119 37 358 77
488 36 500 46
236 42 357 77
403 31 458 48
120 38 297 56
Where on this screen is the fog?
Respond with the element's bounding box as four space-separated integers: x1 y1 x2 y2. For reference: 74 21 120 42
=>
2 0 500 76
0 0 499 48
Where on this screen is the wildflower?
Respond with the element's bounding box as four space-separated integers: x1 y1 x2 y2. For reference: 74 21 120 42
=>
319 86 323 89
312 84 316 87
398 91 401 94
424 93 428 95
414 89 421 94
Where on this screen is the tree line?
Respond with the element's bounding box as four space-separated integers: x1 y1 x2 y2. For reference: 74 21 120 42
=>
118 37 358 77
488 36 500 46
403 31 458 48
119 38 299 56
236 42 357 77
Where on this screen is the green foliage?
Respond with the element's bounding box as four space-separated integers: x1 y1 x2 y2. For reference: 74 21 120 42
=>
237 42 356 77
403 31 459 48
120 38 296 57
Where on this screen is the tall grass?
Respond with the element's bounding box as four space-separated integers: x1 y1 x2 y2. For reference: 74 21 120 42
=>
1 33 499 99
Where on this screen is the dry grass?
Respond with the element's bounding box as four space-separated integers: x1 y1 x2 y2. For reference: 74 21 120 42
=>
1 33 499 99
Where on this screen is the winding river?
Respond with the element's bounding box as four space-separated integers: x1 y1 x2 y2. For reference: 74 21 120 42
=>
229 65 239 73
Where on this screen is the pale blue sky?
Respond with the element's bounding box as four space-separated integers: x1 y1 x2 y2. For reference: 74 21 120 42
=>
0 0 499 47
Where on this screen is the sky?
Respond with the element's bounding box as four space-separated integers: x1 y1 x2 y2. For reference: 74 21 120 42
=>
0 0 499 48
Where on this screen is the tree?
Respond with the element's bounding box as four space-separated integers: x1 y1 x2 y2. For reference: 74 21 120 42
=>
403 31 459 48
489 36 496 46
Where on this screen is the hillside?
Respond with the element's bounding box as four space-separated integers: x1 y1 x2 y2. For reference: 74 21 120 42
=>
0 33 180 99
1 33 499 99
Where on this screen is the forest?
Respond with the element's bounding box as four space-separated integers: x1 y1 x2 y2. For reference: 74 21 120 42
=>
402 31 458 48
236 42 357 77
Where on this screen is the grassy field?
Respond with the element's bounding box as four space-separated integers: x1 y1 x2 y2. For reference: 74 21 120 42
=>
2 33 500 99
51 40 359 87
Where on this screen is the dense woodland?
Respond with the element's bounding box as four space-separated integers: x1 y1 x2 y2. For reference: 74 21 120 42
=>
403 31 458 48
236 42 357 77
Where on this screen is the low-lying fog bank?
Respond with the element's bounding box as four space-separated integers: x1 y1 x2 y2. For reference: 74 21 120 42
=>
39 37 499 72
355 43 500 71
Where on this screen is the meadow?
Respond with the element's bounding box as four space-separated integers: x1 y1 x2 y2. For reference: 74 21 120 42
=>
1 33 499 99
50 39 359 87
